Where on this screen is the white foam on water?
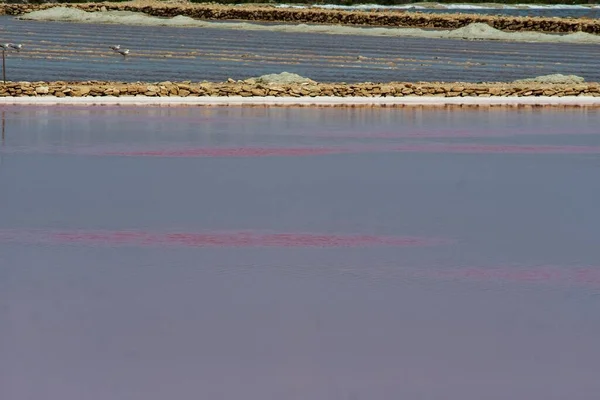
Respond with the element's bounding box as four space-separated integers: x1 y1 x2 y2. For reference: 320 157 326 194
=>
441 5 495 9
274 4 310 9
277 2 599 10
18 7 600 44
301 4 426 10
275 2 600 10
513 4 593 9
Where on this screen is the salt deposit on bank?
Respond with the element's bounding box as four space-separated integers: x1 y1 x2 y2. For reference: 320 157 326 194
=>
251 72 316 85
3 96 600 107
251 73 588 86
18 7 600 44
513 74 585 85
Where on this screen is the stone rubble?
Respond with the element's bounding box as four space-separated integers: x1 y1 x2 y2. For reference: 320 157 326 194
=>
1 80 599 98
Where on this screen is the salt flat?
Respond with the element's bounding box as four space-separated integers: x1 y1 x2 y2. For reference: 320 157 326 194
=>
2 15 599 83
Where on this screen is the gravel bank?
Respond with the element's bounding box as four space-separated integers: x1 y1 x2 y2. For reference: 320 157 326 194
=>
2 79 599 98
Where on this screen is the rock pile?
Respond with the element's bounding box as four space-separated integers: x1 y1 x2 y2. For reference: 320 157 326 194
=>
1 80 599 98
1 2 599 34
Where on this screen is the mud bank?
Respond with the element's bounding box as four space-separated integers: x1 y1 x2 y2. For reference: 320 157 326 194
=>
14 7 600 43
2 1 600 34
2 80 599 98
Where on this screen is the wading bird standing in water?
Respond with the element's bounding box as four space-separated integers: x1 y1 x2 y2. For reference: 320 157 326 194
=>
2 43 23 82
110 45 129 57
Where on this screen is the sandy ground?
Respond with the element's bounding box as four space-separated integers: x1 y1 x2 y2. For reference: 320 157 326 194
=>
1 96 600 107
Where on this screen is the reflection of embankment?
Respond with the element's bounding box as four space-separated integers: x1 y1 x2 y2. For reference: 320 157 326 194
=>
5 144 600 158
11 6 600 42
3 2 600 35
0 229 450 248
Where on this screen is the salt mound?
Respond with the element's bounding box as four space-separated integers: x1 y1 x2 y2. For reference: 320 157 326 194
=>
21 7 87 22
442 22 600 43
254 72 315 84
444 22 510 40
20 7 200 27
17 7 600 44
513 74 586 85
22 7 149 24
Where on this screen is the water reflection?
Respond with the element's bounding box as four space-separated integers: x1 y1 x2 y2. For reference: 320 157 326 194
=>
1 105 600 400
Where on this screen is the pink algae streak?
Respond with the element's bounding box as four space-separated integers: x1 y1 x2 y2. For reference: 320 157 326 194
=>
100 144 600 158
0 229 450 248
389 144 600 154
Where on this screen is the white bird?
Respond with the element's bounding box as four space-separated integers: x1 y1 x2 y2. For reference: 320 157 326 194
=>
109 45 120 51
1 43 10 51
9 43 22 51
116 48 129 56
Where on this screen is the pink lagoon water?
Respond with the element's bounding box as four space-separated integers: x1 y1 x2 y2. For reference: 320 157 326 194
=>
1 105 600 400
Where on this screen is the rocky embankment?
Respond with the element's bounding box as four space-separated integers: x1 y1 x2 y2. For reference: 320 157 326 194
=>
2 80 599 98
1 1 600 34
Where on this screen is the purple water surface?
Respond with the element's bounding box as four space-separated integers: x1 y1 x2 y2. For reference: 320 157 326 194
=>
1 105 600 400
